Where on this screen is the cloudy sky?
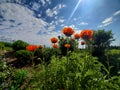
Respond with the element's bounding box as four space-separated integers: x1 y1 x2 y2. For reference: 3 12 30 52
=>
0 0 120 46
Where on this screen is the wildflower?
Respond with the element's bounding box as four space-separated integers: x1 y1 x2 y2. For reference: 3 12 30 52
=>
80 30 94 40
52 44 59 48
64 43 71 48
81 41 85 45
70 38 75 41
38 45 43 49
62 27 75 37
74 33 80 39
26 45 38 51
50 37 58 43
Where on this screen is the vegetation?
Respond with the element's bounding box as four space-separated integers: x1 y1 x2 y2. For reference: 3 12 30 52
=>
12 40 29 51
0 28 120 90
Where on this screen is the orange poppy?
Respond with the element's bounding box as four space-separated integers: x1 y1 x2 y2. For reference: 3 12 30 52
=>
81 41 85 45
38 45 43 49
70 38 75 41
52 44 59 48
80 30 94 40
50 37 58 43
62 27 75 36
64 43 71 48
26 45 38 51
74 33 80 39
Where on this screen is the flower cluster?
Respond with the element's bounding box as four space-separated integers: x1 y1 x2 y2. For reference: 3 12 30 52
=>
26 45 38 51
74 33 80 39
64 43 71 48
50 37 59 48
26 45 43 51
38 45 43 49
81 41 85 45
50 27 94 50
52 44 59 48
80 30 94 41
50 37 58 43
62 27 75 37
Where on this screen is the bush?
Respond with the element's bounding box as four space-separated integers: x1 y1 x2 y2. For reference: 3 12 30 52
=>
58 36 77 55
0 60 28 90
106 49 120 76
0 60 13 89
12 40 29 51
92 30 114 57
10 69 28 89
0 42 5 50
14 50 34 64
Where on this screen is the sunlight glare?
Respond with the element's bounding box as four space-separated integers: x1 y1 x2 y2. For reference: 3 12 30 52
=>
68 0 82 21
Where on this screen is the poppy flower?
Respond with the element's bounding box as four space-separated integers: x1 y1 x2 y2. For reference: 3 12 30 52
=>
62 27 75 37
81 41 85 45
52 44 59 48
70 38 75 41
38 45 43 49
64 43 71 48
50 37 58 43
80 30 94 40
74 33 80 39
26 45 38 51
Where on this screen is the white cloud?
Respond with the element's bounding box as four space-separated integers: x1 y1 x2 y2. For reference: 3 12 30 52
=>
59 19 65 23
46 8 58 17
102 17 113 24
79 22 88 26
98 10 120 28
113 10 120 16
31 2 40 11
46 4 66 17
98 17 113 28
41 0 46 5
0 3 59 46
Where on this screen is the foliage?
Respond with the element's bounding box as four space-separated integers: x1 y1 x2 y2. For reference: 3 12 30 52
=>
0 60 12 89
58 36 77 55
12 40 29 51
0 60 28 90
0 42 5 50
0 41 13 47
9 69 28 90
42 48 60 62
106 49 120 76
27 52 120 90
92 30 114 57
14 50 34 65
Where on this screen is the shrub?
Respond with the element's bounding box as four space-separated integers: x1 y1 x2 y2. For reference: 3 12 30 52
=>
0 60 28 89
14 50 34 64
106 49 120 76
9 69 28 89
58 36 77 55
12 40 29 51
0 60 13 89
92 30 114 57
0 42 5 50
2 42 12 47
42 48 60 62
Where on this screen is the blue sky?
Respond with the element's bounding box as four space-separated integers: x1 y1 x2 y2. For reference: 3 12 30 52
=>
0 0 120 46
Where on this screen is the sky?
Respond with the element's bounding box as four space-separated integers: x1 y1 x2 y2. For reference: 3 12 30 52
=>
0 0 120 47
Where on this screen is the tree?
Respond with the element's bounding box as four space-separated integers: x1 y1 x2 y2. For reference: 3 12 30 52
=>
92 30 114 57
